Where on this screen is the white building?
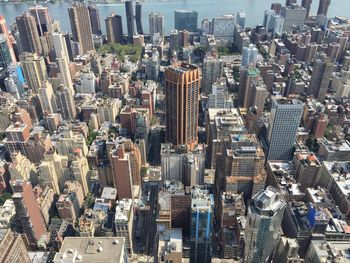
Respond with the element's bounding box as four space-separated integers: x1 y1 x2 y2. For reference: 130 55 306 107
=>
242 44 258 67
211 14 235 47
77 70 96 94
114 199 134 254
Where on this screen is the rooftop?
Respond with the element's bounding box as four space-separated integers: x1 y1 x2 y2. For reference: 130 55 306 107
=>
53 237 126 263
252 186 286 216
158 228 182 257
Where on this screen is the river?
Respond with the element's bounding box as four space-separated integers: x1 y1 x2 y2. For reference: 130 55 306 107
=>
0 0 348 34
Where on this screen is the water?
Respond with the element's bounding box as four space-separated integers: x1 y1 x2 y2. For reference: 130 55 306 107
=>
0 0 348 35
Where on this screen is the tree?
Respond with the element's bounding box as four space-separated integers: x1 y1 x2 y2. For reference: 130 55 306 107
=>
0 192 12 206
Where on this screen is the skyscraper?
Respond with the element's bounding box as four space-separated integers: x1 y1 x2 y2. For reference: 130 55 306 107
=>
165 63 200 149
317 0 331 15
105 14 123 44
280 5 307 32
242 44 258 67
28 6 51 35
302 0 313 18
19 52 48 93
125 0 135 43
308 53 334 102
267 98 304 160
88 5 101 36
285 0 297 5
190 187 214 263
135 1 143 34
12 180 46 249
244 186 286 263
16 13 42 55
0 16 17 63
236 11 246 29
149 12 164 37
202 57 223 94
68 3 94 53
271 3 282 14
238 66 260 108
55 85 77 121
174 10 198 32
52 32 73 90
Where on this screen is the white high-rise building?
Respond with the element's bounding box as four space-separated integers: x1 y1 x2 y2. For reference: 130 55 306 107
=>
263 10 285 35
267 98 304 160
244 186 286 263
211 14 235 46
242 44 258 67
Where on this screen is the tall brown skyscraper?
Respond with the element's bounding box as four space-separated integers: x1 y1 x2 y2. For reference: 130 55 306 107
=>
68 3 94 53
302 0 313 17
88 5 102 35
317 0 331 15
105 13 123 44
12 180 46 249
28 6 51 35
238 67 260 108
165 63 200 149
15 13 42 55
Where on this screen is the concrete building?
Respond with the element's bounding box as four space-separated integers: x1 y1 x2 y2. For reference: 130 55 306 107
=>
28 6 51 35
293 152 321 191
53 237 128 263
20 52 47 93
206 108 246 169
55 85 77 121
211 14 235 46
149 12 164 37
124 0 135 43
38 80 57 114
174 10 198 32
114 198 133 254
244 186 286 263
238 66 260 108
157 228 182 263
16 13 42 55
135 1 143 34
317 139 350 162
0 229 31 263
207 82 234 109
68 3 94 53
281 4 307 32
165 63 200 149
267 98 304 160
0 16 17 63
273 237 304 263
302 0 313 18
105 14 123 44
236 11 246 29
55 129 88 157
70 149 90 196
12 180 46 249
308 53 334 102
218 134 266 201
305 240 350 263
0 199 16 228
317 0 331 16
202 57 223 94
190 186 214 263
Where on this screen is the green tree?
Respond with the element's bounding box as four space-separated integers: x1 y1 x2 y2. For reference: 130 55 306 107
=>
0 192 12 206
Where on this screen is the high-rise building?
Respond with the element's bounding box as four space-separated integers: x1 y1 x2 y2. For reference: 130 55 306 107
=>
302 0 313 18
267 98 304 160
16 13 42 55
52 32 73 90
236 11 246 29
211 14 235 46
190 187 214 263
174 10 198 32
20 52 48 93
317 0 331 15
88 5 102 35
105 14 123 44
38 80 57 114
149 12 164 37
271 3 282 14
308 53 334 102
0 229 31 263
238 66 260 108
135 1 143 34
68 3 94 53
281 5 307 32
114 199 134 254
55 85 77 121
202 57 223 94
0 16 16 63
244 186 286 263
125 0 135 43
293 152 321 191
12 180 46 249
286 0 297 5
28 6 51 35
0 34 12 68
110 143 133 200
263 10 285 35
217 134 266 201
242 44 258 67
165 63 200 149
